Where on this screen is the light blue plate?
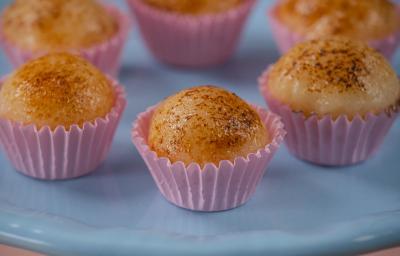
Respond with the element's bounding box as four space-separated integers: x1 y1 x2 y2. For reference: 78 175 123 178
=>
0 1 399 255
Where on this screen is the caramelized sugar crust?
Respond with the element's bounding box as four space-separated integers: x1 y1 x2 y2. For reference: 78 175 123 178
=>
143 0 243 15
0 53 115 129
268 38 400 118
148 85 270 166
276 0 398 40
2 0 118 52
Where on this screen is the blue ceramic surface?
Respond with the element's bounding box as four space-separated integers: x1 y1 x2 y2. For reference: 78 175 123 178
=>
0 1 399 255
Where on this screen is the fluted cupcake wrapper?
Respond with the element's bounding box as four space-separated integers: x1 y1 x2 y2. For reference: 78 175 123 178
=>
267 5 400 60
0 80 126 180
0 5 131 77
131 104 285 212
259 68 399 166
127 0 255 67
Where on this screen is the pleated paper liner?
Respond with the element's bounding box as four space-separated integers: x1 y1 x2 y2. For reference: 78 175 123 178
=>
0 80 126 180
267 4 400 60
0 5 131 77
127 0 255 67
131 104 285 212
259 68 399 166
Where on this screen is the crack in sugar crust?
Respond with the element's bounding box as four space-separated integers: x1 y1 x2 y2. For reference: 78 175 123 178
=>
268 38 400 118
276 0 398 40
148 85 269 166
0 53 115 130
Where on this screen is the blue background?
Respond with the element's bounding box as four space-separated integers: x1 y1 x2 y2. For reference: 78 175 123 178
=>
0 1 399 255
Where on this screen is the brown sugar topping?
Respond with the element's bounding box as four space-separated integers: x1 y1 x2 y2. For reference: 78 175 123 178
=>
0 53 114 130
1 0 117 52
143 0 243 15
271 38 379 94
148 85 269 166
267 38 400 118
276 0 398 40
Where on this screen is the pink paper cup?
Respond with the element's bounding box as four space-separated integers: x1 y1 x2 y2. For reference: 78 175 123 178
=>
267 4 400 60
259 68 399 166
131 104 285 212
0 79 126 180
0 5 131 77
127 0 255 67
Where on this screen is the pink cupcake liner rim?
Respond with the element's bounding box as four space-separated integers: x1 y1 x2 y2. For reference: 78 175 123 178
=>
258 67 400 122
0 77 126 133
128 0 256 23
132 104 286 171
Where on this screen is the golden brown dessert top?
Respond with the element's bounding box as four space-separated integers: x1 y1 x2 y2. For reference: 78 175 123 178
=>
2 0 118 52
143 0 243 15
267 38 400 118
148 85 269 166
275 0 398 40
0 53 115 130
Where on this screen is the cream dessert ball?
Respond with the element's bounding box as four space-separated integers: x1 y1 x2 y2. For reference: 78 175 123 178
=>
0 53 115 130
1 0 118 52
275 0 398 41
148 86 269 166
143 0 242 15
267 38 400 118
